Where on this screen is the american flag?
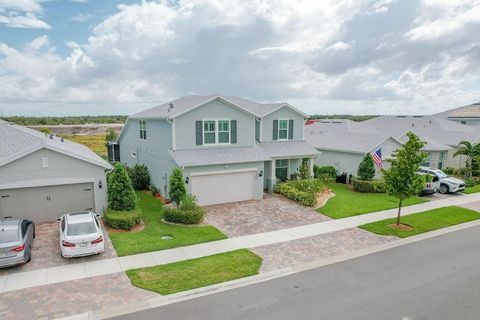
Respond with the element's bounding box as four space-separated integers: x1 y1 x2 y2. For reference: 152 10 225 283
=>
372 149 382 168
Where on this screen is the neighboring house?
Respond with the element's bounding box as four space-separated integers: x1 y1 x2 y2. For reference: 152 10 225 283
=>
112 95 318 206
435 102 480 126
304 120 402 177
0 120 112 223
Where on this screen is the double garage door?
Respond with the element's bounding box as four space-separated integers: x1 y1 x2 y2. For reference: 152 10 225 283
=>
191 170 257 206
0 183 95 223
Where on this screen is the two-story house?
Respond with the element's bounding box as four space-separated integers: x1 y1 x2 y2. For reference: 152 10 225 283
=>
110 95 318 205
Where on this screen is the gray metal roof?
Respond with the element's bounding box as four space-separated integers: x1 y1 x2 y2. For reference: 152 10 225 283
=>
257 141 320 158
0 120 112 169
169 146 271 167
129 95 306 119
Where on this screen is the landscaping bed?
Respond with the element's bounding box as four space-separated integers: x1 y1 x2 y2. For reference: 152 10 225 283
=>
108 191 227 256
127 249 262 295
317 183 428 219
359 206 480 238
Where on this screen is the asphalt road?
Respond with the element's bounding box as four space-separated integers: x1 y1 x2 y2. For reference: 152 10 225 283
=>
114 225 480 320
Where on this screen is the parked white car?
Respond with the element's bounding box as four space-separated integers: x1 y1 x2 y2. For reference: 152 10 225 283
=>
59 212 104 258
419 167 466 194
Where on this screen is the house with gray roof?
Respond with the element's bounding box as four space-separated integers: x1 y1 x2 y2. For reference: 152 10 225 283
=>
435 102 480 126
0 120 112 223
112 95 318 206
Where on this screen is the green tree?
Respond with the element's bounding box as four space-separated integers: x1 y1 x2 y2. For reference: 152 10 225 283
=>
105 127 117 143
107 163 137 211
382 132 426 226
169 168 187 207
357 153 376 181
298 158 311 179
453 141 480 179
38 127 52 134
127 164 151 190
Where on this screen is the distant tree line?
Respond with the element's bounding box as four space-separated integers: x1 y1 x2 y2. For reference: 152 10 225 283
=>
309 114 378 122
0 115 127 126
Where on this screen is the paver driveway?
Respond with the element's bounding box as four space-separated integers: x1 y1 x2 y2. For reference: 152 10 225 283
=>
0 221 116 276
204 194 331 237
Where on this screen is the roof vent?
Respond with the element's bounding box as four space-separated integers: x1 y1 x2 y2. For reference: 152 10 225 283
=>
397 115 407 118
49 134 54 139
168 103 174 112
411 123 414 127
61 137 64 142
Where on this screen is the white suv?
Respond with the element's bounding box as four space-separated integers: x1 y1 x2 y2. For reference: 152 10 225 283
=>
419 167 466 194
59 212 104 258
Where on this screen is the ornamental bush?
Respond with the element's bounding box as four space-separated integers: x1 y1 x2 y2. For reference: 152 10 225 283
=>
163 194 205 225
274 178 328 206
104 208 142 230
352 178 386 193
314 165 337 180
127 164 151 190
107 162 137 211
169 168 186 207
357 154 376 181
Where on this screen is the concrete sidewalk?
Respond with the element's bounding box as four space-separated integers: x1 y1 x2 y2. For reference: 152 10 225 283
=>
2 192 479 293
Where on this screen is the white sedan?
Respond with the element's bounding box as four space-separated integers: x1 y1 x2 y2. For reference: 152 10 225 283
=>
59 212 105 258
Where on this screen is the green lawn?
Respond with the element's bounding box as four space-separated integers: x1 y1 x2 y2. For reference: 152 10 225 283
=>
108 192 227 256
317 183 428 219
127 249 262 295
360 206 480 238
463 185 480 194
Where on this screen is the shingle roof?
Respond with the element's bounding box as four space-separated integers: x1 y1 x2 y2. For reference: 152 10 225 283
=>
257 141 319 158
435 102 480 118
0 120 112 169
129 95 306 119
169 146 271 167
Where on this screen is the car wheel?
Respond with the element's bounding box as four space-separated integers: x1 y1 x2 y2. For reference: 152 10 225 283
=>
439 184 449 194
26 247 31 263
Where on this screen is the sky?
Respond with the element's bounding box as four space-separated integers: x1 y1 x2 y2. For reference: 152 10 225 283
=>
0 0 479 116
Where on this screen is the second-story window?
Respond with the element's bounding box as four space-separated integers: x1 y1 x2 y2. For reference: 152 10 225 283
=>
139 120 147 140
218 120 230 143
204 121 216 144
278 119 289 140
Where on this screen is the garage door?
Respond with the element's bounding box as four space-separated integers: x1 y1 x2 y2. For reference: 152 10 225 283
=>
0 183 95 223
191 170 257 206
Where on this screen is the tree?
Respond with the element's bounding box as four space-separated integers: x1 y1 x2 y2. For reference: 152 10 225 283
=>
453 141 480 179
107 163 137 211
105 127 117 144
169 168 187 207
127 164 150 190
298 158 311 179
39 127 52 134
382 132 426 226
357 153 376 181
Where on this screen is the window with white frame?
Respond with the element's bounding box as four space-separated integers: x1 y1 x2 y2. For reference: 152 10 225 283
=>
139 120 147 140
275 159 289 180
218 120 230 143
278 119 289 140
203 121 216 144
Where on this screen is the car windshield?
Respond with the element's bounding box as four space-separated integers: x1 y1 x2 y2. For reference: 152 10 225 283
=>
0 228 19 243
432 170 448 178
67 222 96 236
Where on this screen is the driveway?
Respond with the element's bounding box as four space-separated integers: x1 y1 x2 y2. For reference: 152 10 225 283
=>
204 194 331 237
0 221 117 276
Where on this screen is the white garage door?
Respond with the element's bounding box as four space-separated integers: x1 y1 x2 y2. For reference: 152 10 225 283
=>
0 183 95 223
191 170 257 206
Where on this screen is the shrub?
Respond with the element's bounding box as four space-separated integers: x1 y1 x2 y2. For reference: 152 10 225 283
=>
352 178 386 193
274 178 328 206
104 208 142 230
39 127 52 134
464 178 480 187
298 158 311 179
163 194 205 225
105 127 117 143
150 184 160 196
357 154 376 181
169 168 186 207
127 164 151 190
314 165 337 180
443 167 455 175
107 163 137 211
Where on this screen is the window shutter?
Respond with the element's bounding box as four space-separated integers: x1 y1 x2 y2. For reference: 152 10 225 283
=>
273 120 278 140
288 120 294 140
196 121 203 145
231 120 237 144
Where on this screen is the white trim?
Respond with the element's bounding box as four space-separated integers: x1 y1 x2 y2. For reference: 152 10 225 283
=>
0 178 95 190
139 120 147 141
190 168 257 177
277 118 289 141
262 103 309 118
260 118 263 142
169 118 176 151
201 118 232 146
171 96 258 119
253 118 256 146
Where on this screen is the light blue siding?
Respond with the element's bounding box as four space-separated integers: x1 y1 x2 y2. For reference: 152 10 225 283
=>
262 106 305 142
118 118 176 197
174 99 255 150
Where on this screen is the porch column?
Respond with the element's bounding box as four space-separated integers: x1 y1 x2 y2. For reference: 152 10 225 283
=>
309 157 314 178
268 159 276 193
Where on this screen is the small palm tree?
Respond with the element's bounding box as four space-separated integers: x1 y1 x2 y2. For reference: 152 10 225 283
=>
453 141 480 178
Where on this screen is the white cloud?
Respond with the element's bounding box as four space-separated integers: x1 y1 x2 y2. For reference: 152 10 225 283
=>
0 0 50 29
70 13 92 22
0 0 479 116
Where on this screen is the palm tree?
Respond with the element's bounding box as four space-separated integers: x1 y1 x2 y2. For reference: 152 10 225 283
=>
453 141 480 178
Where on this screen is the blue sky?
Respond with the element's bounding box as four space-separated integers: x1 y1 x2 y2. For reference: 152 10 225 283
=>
0 0 479 116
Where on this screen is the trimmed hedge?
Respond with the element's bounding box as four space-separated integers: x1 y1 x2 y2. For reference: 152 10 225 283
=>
352 178 386 193
163 194 205 225
274 178 328 206
127 164 151 190
314 165 337 180
104 208 142 230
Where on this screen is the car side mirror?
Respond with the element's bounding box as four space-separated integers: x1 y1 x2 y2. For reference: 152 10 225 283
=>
96 214 101 218
56 218 61 222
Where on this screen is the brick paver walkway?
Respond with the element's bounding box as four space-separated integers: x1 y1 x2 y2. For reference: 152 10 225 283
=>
205 194 330 237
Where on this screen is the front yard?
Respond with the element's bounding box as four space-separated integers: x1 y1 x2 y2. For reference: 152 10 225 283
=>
464 185 480 194
127 249 262 295
317 183 428 219
108 192 227 256
359 206 480 238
